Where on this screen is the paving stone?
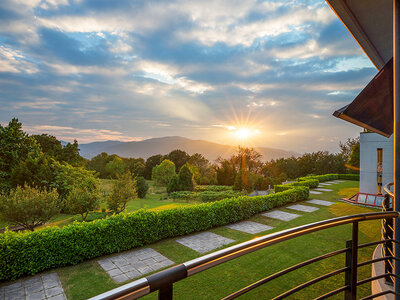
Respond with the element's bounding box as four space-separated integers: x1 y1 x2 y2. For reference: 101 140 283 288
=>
24 277 42 288
176 232 235 253
310 190 322 194
287 204 319 212
335 180 346 183
44 286 63 298
112 274 129 283
47 294 67 300
26 290 45 300
4 282 22 292
99 248 175 281
25 283 43 294
307 199 335 206
226 221 273 234
4 288 24 300
318 183 331 186
262 210 300 221
314 188 333 192
325 181 337 184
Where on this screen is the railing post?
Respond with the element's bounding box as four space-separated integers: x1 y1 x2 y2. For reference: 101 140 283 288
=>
158 284 173 300
345 222 359 300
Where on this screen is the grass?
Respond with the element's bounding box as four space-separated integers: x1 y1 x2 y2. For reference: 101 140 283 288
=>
50 180 382 299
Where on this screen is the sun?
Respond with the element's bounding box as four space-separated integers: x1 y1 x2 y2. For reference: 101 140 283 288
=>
234 128 260 140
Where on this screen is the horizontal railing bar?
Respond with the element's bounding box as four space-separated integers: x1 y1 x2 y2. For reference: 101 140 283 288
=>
314 285 349 300
358 239 394 249
221 248 349 300
89 211 398 300
383 182 394 198
272 267 349 300
360 290 396 300
89 278 149 300
357 256 392 267
357 273 400 286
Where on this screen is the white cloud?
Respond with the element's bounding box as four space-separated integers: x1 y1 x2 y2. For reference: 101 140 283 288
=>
0 45 38 74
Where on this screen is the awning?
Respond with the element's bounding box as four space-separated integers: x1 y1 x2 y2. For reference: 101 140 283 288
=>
328 0 393 136
333 58 393 137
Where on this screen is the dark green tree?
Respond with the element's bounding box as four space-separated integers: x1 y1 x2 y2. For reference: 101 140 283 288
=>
152 159 176 186
166 149 190 171
144 154 163 179
33 134 63 158
167 174 180 194
178 164 194 191
135 176 149 198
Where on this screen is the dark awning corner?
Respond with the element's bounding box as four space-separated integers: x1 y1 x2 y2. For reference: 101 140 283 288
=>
333 58 393 138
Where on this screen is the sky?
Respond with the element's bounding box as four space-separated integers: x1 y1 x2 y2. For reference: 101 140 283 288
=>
0 0 377 153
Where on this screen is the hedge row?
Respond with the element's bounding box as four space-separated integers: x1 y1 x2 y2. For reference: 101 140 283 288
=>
274 179 319 193
169 190 240 202
297 174 359 182
194 185 232 192
0 187 308 280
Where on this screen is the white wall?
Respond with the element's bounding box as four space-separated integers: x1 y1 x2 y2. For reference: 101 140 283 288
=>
360 132 393 194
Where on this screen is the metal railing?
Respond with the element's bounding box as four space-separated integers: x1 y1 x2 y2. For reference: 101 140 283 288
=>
383 182 395 285
90 211 399 300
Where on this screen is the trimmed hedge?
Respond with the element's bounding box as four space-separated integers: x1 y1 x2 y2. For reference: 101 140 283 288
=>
0 187 308 280
297 174 339 182
169 190 240 202
274 179 318 193
194 185 232 192
338 174 359 181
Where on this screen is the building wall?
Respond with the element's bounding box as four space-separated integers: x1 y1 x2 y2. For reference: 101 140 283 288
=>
360 132 393 194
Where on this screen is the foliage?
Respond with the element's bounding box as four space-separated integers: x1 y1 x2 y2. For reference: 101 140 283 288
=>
339 137 360 161
297 174 339 182
106 172 137 214
194 185 232 192
135 176 149 198
59 140 86 167
165 149 190 171
347 142 360 170
105 156 126 178
0 185 60 231
65 178 100 221
338 174 360 180
274 179 319 193
169 190 240 202
152 159 176 186
33 134 63 159
144 154 163 180
0 187 308 280
167 174 180 194
178 164 194 191
0 118 39 192
187 153 217 185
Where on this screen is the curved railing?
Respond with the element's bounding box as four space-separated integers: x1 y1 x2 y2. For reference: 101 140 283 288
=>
384 182 394 199
89 211 399 300
382 182 395 285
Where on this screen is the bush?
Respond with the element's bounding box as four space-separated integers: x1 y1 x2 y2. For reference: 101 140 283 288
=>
167 174 180 194
178 165 194 191
136 176 149 198
152 160 176 186
0 187 308 280
0 185 60 231
194 185 232 192
338 174 359 180
168 191 196 200
107 172 137 214
197 190 240 202
297 174 338 182
274 179 318 193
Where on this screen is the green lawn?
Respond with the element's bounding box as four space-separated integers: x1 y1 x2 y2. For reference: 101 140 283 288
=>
50 180 383 300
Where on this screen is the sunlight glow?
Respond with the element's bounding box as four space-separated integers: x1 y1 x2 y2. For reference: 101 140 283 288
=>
234 128 260 140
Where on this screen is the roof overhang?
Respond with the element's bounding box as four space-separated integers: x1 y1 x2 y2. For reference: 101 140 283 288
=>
327 0 392 70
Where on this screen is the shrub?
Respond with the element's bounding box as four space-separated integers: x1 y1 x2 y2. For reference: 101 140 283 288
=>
107 172 137 214
0 186 308 280
297 174 338 182
0 185 60 231
136 176 149 198
167 174 180 194
65 178 100 221
178 165 194 191
274 179 318 193
152 159 176 186
169 191 196 200
194 185 232 192
338 174 359 180
197 190 240 202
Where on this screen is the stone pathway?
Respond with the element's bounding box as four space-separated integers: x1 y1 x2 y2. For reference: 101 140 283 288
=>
314 188 333 192
335 180 345 183
176 232 235 253
262 210 300 221
226 221 273 234
287 204 319 212
0 273 66 300
310 191 322 195
307 199 335 206
98 248 174 283
318 183 332 186
325 181 338 184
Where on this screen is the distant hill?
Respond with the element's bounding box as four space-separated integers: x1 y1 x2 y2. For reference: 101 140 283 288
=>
79 136 298 162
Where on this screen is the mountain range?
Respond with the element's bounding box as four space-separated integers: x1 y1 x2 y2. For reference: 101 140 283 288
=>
78 136 298 162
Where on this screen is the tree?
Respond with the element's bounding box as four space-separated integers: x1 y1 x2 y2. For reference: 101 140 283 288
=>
167 174 180 194
0 185 60 231
87 152 112 178
178 164 194 191
347 142 360 170
0 118 39 191
188 153 216 185
105 156 126 178
59 140 86 166
65 178 100 221
339 137 360 160
144 154 163 179
152 159 176 186
215 158 236 185
166 149 190 171
135 176 149 198
33 134 63 158
107 172 137 214
131 161 145 177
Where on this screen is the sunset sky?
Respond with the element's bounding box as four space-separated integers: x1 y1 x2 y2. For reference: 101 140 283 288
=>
0 0 377 152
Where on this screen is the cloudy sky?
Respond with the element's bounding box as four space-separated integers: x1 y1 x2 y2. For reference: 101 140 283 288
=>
0 0 377 153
